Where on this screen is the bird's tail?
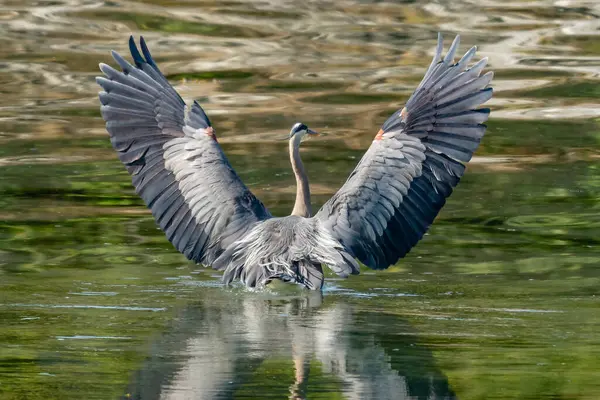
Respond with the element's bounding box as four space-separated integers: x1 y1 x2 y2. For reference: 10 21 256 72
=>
214 250 324 290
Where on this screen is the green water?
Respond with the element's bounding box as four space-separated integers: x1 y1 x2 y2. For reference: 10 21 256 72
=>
1 0 600 399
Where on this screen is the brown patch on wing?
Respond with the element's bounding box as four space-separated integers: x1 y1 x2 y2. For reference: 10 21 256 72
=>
205 126 217 141
375 107 408 141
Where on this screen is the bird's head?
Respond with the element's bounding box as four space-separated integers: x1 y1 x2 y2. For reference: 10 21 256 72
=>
288 122 319 143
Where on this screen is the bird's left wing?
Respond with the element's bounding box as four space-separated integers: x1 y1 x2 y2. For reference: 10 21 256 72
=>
315 34 493 270
96 36 271 266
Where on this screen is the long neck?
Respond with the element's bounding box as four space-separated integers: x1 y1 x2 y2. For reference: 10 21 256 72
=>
289 136 312 217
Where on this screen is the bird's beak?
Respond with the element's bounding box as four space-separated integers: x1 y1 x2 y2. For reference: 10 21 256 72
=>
307 128 319 136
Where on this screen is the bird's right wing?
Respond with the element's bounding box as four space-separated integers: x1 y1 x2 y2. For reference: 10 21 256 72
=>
96 37 271 266
315 34 493 270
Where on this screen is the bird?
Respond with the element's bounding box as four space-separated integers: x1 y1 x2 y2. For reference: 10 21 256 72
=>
96 33 493 290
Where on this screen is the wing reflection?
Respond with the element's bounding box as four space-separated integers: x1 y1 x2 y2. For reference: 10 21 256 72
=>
127 291 455 400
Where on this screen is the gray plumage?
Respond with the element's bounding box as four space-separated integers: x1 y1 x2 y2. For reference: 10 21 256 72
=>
212 216 359 290
96 33 493 290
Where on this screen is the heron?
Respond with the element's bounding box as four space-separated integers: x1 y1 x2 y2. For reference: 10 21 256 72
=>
96 33 493 290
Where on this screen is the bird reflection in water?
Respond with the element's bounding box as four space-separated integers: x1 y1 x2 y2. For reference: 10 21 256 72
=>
126 290 455 400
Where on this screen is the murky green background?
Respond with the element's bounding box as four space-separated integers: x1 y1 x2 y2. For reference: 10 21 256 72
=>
1 0 600 399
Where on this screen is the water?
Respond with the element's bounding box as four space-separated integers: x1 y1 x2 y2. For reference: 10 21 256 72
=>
1 0 600 399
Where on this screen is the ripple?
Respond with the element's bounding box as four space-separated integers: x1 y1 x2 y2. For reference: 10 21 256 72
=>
69 291 118 296
73 10 273 39
5 304 166 312
494 104 600 120
459 307 563 314
506 213 600 228
56 335 131 340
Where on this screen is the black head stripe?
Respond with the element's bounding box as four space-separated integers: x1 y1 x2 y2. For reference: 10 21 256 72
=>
292 123 308 134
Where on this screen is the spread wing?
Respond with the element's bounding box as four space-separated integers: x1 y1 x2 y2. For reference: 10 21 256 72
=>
96 36 271 266
315 34 493 269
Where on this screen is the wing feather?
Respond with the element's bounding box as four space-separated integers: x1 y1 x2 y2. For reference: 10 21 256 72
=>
97 36 271 266
315 33 493 269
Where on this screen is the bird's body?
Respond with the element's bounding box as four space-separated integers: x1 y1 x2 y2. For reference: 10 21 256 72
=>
96 33 493 290
213 216 359 290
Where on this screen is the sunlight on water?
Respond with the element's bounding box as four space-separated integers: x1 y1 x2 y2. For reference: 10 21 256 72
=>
1 0 600 399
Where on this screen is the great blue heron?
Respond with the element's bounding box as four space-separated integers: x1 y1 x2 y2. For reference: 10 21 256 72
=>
96 33 493 290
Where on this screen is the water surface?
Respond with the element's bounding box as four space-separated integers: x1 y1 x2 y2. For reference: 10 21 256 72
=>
1 0 600 399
